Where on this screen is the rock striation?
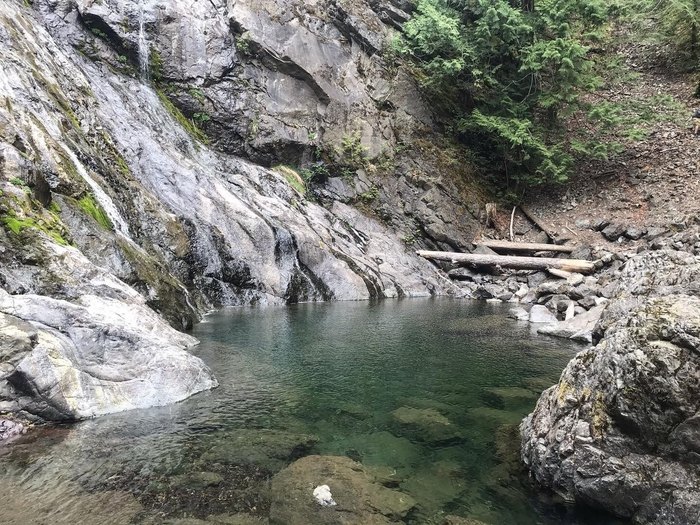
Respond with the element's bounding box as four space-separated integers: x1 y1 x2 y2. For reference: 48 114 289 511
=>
521 249 700 523
0 0 487 419
0 288 217 420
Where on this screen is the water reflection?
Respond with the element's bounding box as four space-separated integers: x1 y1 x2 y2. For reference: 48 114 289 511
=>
0 299 625 524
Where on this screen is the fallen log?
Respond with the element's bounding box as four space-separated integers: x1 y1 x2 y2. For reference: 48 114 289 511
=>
479 240 574 254
416 250 596 274
521 205 557 241
547 268 573 279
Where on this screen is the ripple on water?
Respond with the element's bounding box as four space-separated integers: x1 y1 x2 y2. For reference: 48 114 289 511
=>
0 299 627 524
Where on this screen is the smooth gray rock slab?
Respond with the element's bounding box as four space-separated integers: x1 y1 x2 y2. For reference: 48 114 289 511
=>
537 305 606 343
0 290 217 420
508 307 530 322
0 313 37 379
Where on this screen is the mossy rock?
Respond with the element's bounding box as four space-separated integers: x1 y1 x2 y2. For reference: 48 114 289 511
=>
269 455 416 524
77 193 112 230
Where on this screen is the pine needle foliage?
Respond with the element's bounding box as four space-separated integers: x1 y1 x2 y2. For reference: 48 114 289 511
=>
394 0 609 186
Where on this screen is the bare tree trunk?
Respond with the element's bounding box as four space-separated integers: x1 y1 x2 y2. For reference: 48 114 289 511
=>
417 251 596 274
478 240 574 253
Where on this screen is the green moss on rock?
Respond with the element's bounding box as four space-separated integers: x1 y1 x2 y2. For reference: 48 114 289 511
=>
77 194 112 230
1 210 69 246
156 89 209 144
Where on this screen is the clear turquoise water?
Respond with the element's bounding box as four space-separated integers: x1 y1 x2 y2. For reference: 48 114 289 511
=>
0 299 625 524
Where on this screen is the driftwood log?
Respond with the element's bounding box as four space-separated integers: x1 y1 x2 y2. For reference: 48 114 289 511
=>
547 268 574 279
520 205 557 241
478 240 574 254
417 250 596 274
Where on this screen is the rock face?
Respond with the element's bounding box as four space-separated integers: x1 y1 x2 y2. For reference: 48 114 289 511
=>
0 0 486 418
521 250 700 523
0 289 217 420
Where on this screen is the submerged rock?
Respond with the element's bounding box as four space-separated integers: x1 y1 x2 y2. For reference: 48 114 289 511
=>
205 514 269 525
391 406 461 444
521 294 700 523
201 429 318 472
0 290 216 420
482 387 538 411
170 472 224 491
2 479 143 525
338 431 421 476
399 460 466 518
442 516 489 525
269 455 416 524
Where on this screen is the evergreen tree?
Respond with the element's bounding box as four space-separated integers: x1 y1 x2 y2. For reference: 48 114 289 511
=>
656 0 700 66
394 0 607 186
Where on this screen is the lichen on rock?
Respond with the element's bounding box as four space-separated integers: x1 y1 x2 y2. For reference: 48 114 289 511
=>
521 291 700 523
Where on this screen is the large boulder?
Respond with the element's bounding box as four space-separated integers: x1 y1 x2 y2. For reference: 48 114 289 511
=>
0 289 217 420
521 294 700 523
269 455 416 524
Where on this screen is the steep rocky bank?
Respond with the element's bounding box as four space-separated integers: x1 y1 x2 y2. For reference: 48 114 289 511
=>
1 0 487 421
2 0 699 522
520 242 700 523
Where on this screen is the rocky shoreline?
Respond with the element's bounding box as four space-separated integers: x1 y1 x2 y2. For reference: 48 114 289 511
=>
1 0 699 522
417 217 700 523
446 216 699 336
516 223 700 523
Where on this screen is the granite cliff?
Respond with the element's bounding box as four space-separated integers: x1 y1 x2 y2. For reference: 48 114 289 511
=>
0 0 484 420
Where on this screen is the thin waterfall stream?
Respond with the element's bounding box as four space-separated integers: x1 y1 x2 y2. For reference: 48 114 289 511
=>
58 142 132 238
138 0 150 80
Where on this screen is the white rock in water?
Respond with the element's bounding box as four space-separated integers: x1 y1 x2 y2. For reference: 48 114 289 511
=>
529 304 558 324
313 484 337 507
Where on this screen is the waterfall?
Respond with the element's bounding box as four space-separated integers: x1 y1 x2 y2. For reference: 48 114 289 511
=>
59 143 132 238
137 0 149 80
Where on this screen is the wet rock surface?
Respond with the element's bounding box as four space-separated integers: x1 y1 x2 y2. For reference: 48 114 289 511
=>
269 455 417 524
0 0 482 419
521 284 700 521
